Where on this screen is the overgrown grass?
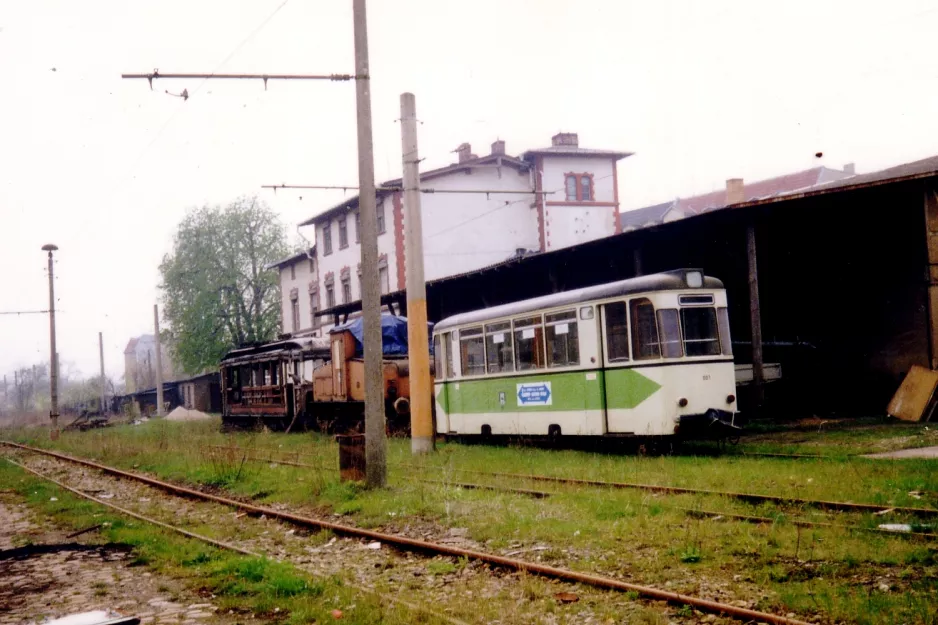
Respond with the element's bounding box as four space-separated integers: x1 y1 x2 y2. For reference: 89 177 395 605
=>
0 459 449 625
4 418 938 624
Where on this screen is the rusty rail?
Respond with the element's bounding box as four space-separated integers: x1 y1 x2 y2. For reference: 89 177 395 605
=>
444 468 938 517
1 441 815 625
5 457 470 625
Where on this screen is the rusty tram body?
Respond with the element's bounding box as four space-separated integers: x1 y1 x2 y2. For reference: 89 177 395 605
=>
220 316 416 432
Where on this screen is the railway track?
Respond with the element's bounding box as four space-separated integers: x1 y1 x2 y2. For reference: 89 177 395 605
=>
440 467 938 517
1 440 815 625
200 447 938 540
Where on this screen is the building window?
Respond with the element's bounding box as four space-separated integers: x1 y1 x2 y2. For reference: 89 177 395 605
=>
564 173 594 201
357 270 363 300
338 216 349 249
291 298 300 333
309 257 315 274
310 292 320 329
355 212 361 243
341 276 352 304
290 264 296 280
325 284 335 308
379 265 390 295
376 203 386 234
323 223 333 255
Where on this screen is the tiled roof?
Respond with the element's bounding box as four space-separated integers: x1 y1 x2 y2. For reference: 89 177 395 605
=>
619 200 677 231
521 146 633 160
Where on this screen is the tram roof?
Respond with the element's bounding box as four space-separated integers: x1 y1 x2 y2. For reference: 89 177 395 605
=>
220 336 331 366
434 269 723 332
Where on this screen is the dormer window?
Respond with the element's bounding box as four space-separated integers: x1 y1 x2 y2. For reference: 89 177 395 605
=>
564 173 593 201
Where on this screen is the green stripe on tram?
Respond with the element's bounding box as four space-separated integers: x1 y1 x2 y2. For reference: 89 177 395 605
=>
439 368 661 414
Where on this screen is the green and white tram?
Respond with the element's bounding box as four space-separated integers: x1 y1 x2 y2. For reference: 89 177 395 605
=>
431 269 739 441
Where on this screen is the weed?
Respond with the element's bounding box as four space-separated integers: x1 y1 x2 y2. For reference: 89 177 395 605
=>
679 545 702 563
427 560 457 575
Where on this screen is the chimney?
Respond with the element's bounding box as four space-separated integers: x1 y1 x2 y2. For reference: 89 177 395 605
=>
725 178 745 205
551 132 579 147
491 139 506 156
843 162 856 175
455 142 475 164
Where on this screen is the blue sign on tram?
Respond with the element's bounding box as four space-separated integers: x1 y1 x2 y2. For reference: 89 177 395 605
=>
517 382 552 406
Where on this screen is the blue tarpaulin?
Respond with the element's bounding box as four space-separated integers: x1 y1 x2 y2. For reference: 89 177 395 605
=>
331 314 433 357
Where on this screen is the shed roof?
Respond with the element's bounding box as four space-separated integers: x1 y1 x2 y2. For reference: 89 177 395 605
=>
266 247 315 270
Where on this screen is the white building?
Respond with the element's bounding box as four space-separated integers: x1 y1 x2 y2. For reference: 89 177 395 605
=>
272 132 631 335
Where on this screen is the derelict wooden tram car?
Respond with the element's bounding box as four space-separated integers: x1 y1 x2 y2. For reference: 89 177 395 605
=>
431 269 739 442
220 316 415 432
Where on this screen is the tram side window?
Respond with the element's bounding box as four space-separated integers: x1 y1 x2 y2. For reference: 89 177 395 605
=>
630 298 661 360
459 327 486 376
514 315 546 370
681 307 721 356
433 335 443 378
445 332 455 378
546 310 579 367
657 309 683 358
604 302 630 362
485 322 514 373
717 307 733 355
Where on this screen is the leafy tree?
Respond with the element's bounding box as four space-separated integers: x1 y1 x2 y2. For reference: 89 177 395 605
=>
160 196 289 374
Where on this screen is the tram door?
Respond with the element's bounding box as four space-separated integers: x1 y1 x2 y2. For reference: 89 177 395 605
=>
600 301 633 433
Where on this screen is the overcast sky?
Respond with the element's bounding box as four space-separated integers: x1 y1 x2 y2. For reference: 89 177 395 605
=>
2 0 937 382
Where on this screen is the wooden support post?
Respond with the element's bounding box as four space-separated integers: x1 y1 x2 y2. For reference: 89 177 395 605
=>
747 226 765 409
923 188 938 369
400 92 433 455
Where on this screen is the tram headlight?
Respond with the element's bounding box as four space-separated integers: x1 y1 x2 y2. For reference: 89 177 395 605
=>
726 394 736 405
685 270 703 288
678 397 689 408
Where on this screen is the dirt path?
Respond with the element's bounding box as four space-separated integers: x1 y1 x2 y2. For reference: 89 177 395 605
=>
863 445 938 459
0 494 229 625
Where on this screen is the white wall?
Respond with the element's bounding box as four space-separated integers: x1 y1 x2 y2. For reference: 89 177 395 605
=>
540 155 619 251
310 194 398 304
278 254 320 336
418 165 538 281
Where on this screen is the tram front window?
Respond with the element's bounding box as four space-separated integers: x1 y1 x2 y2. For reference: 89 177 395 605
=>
681 307 721 356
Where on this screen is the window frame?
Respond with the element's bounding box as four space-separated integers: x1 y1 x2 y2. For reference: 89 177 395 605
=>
512 314 547 371
322 223 333 255
629 297 661 361
290 264 296 280
603 301 631 363
354 212 361 243
338 216 349 249
291 298 300 333
376 203 386 234
484 321 514 374
341 276 352 304
680 306 722 357
564 173 595 202
545 309 580 369
458 327 486 377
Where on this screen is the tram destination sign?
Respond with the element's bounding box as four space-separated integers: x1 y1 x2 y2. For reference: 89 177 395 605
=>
517 381 552 406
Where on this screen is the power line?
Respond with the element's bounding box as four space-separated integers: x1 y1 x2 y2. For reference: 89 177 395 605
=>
0 310 50 316
262 183 550 195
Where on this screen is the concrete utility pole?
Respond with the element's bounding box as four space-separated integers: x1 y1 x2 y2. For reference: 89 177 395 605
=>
353 0 386 487
153 304 164 416
41 244 59 439
400 92 434 454
99 332 106 415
